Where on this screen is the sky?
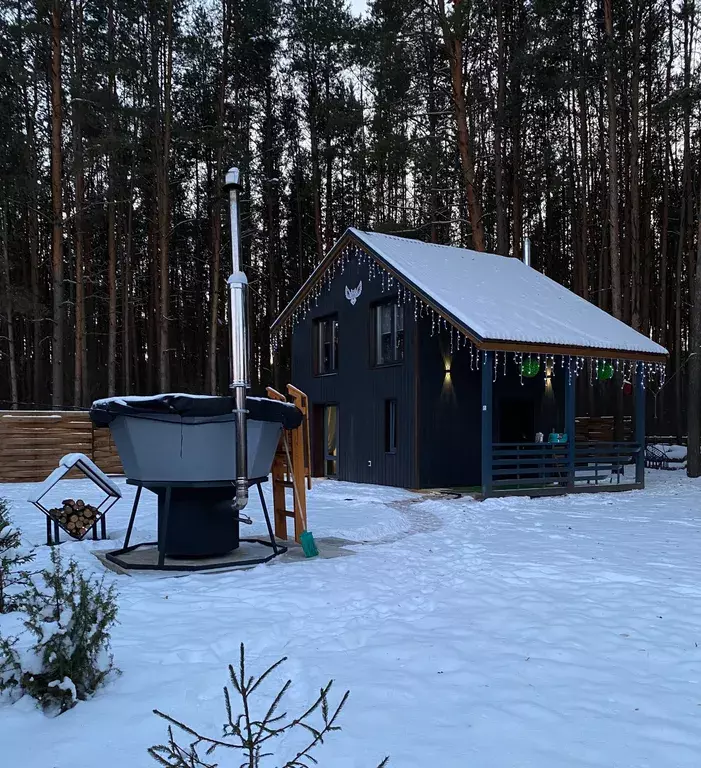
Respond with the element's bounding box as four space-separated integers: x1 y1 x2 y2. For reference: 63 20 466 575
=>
349 0 369 16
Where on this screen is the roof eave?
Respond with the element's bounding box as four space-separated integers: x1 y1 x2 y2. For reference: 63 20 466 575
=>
479 339 667 364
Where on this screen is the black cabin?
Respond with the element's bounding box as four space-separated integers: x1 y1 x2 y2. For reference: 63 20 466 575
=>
272 229 667 497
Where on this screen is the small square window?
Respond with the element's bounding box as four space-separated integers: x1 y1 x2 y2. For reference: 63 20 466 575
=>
314 316 338 375
374 301 403 365
384 399 397 453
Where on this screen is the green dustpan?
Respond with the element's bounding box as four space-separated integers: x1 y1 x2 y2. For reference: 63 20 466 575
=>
299 530 319 558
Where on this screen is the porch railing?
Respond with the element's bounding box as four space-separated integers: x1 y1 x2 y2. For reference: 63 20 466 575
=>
488 441 642 496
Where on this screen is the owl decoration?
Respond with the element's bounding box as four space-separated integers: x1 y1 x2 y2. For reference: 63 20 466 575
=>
344 281 362 306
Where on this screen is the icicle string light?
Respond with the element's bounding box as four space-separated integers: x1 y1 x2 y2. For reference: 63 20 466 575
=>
270 243 667 388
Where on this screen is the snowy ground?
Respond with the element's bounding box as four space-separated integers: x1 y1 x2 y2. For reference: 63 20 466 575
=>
2 470 701 767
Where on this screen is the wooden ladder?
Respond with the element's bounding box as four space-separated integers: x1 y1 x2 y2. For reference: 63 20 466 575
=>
266 385 312 543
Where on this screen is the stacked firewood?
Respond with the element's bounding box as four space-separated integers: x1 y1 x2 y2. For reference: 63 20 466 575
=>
47 498 100 538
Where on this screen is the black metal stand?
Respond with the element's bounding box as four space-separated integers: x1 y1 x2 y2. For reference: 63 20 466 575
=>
106 477 286 572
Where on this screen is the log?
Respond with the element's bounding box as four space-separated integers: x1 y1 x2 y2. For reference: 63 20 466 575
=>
70 514 78 523
63 504 72 514
83 508 94 518
67 522 75 531
75 499 85 509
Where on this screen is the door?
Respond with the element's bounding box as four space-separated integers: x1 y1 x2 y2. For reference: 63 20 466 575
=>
324 405 338 477
498 397 535 443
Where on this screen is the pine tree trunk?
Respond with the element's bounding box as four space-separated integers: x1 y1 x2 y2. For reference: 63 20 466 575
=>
106 0 117 397
158 0 173 393
324 68 333 252
123 186 133 394
71 0 85 407
511 0 524 260
208 0 230 395
308 72 324 261
50 0 64 406
603 0 622 320
0 203 18 409
25 73 41 405
494 0 507 256
629 0 642 330
438 0 485 252
577 39 589 299
687 201 701 476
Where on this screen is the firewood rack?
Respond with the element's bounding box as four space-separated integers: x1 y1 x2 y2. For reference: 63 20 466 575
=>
27 453 120 546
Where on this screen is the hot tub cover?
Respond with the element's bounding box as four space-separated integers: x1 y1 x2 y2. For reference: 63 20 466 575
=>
90 393 303 430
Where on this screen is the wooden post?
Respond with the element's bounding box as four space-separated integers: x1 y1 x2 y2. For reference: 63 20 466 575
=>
565 357 576 488
287 384 312 491
481 351 493 497
635 362 645 486
271 454 288 540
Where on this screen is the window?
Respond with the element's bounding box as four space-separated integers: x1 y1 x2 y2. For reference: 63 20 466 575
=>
314 316 338 375
384 399 397 453
374 301 404 365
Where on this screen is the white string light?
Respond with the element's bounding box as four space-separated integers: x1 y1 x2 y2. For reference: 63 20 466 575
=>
270 243 668 388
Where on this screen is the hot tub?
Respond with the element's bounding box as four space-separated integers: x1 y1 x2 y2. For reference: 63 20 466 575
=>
90 393 302 484
90 393 302 558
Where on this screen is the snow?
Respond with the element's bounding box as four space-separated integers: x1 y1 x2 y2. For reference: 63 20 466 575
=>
26 453 121 503
92 393 218 407
48 677 77 702
2 472 701 766
650 443 687 461
350 229 668 357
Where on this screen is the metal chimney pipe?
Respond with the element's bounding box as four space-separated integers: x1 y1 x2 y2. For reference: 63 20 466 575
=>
522 236 531 267
224 167 249 511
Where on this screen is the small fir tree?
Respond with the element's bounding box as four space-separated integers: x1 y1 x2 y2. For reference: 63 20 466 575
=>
0 498 34 613
0 547 118 714
149 643 389 768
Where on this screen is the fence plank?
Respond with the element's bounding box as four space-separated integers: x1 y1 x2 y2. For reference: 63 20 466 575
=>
0 411 123 483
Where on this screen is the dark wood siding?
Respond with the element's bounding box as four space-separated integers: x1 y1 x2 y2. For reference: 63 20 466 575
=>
416 323 568 488
291 254 417 488
416 321 482 488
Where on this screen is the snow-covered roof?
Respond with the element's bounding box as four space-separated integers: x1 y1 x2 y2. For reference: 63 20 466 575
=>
273 228 667 360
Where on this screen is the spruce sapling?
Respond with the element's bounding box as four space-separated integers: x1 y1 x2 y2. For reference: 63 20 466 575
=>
0 497 34 614
149 643 389 768
0 547 118 714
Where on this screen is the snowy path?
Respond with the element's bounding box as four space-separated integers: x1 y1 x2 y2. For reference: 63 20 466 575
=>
2 472 701 767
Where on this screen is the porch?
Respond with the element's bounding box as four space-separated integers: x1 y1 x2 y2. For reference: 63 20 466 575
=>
480 352 646 498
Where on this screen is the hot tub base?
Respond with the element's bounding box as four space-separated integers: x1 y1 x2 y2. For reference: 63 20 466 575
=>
105 537 284 572
106 478 286 571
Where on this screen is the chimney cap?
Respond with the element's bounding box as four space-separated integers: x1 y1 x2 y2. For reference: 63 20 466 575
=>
224 167 242 192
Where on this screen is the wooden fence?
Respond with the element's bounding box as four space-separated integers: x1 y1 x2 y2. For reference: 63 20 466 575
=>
575 416 633 443
0 411 122 483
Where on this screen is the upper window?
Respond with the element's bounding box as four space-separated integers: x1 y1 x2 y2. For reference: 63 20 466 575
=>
314 316 338 375
374 301 404 365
